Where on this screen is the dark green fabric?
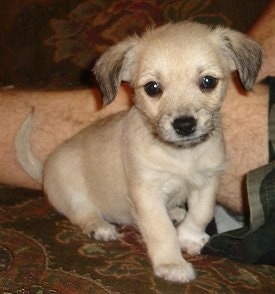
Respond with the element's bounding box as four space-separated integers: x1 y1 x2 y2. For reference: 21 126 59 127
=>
266 76 275 161
203 77 275 265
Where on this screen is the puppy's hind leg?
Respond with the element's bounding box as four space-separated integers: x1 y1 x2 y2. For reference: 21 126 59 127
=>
46 182 120 241
71 201 120 241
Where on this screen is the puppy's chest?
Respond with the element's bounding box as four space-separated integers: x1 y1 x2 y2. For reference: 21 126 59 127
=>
149 148 222 199
159 164 209 197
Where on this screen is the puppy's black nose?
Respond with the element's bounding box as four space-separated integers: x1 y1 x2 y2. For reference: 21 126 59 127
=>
172 116 197 136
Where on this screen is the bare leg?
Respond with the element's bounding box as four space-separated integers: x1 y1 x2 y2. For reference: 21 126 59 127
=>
219 80 268 213
0 80 270 217
0 86 131 188
218 1 275 213
249 0 275 81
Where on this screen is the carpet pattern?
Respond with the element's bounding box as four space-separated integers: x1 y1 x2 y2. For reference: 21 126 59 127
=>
1 189 275 293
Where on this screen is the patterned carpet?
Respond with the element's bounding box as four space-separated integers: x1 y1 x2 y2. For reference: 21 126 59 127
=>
1 188 275 293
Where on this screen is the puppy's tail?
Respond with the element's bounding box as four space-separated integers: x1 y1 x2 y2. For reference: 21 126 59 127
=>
15 111 43 184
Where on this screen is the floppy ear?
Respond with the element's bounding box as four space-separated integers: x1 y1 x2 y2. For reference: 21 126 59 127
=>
93 37 138 105
215 27 262 90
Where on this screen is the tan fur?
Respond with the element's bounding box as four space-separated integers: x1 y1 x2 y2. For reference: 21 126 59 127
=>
16 21 262 283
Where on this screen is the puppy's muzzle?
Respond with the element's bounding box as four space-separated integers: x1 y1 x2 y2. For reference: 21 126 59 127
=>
172 116 197 136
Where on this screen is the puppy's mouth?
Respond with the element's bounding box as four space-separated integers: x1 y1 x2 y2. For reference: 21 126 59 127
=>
157 132 210 148
171 133 210 147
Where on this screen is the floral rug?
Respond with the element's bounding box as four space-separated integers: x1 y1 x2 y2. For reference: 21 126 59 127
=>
1 188 275 293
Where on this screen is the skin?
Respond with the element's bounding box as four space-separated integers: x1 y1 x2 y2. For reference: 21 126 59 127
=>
0 71 268 215
219 78 268 213
0 86 132 189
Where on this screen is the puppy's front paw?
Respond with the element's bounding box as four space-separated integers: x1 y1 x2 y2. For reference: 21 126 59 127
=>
178 229 210 255
154 261 196 283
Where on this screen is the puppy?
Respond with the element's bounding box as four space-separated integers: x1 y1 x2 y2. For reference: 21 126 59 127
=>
16 21 262 283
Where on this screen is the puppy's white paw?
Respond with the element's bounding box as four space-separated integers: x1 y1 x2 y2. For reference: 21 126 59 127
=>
87 223 120 241
178 229 210 255
154 261 196 283
94 223 120 241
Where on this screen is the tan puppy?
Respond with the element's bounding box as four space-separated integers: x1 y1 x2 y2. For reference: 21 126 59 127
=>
16 22 262 283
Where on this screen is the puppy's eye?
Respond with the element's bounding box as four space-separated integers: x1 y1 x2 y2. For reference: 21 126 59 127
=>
144 81 162 97
200 76 218 91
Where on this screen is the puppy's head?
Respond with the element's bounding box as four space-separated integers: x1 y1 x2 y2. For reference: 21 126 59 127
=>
93 22 262 147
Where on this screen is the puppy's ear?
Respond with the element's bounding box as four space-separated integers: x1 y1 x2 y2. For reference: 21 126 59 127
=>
93 37 138 105
215 27 262 90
